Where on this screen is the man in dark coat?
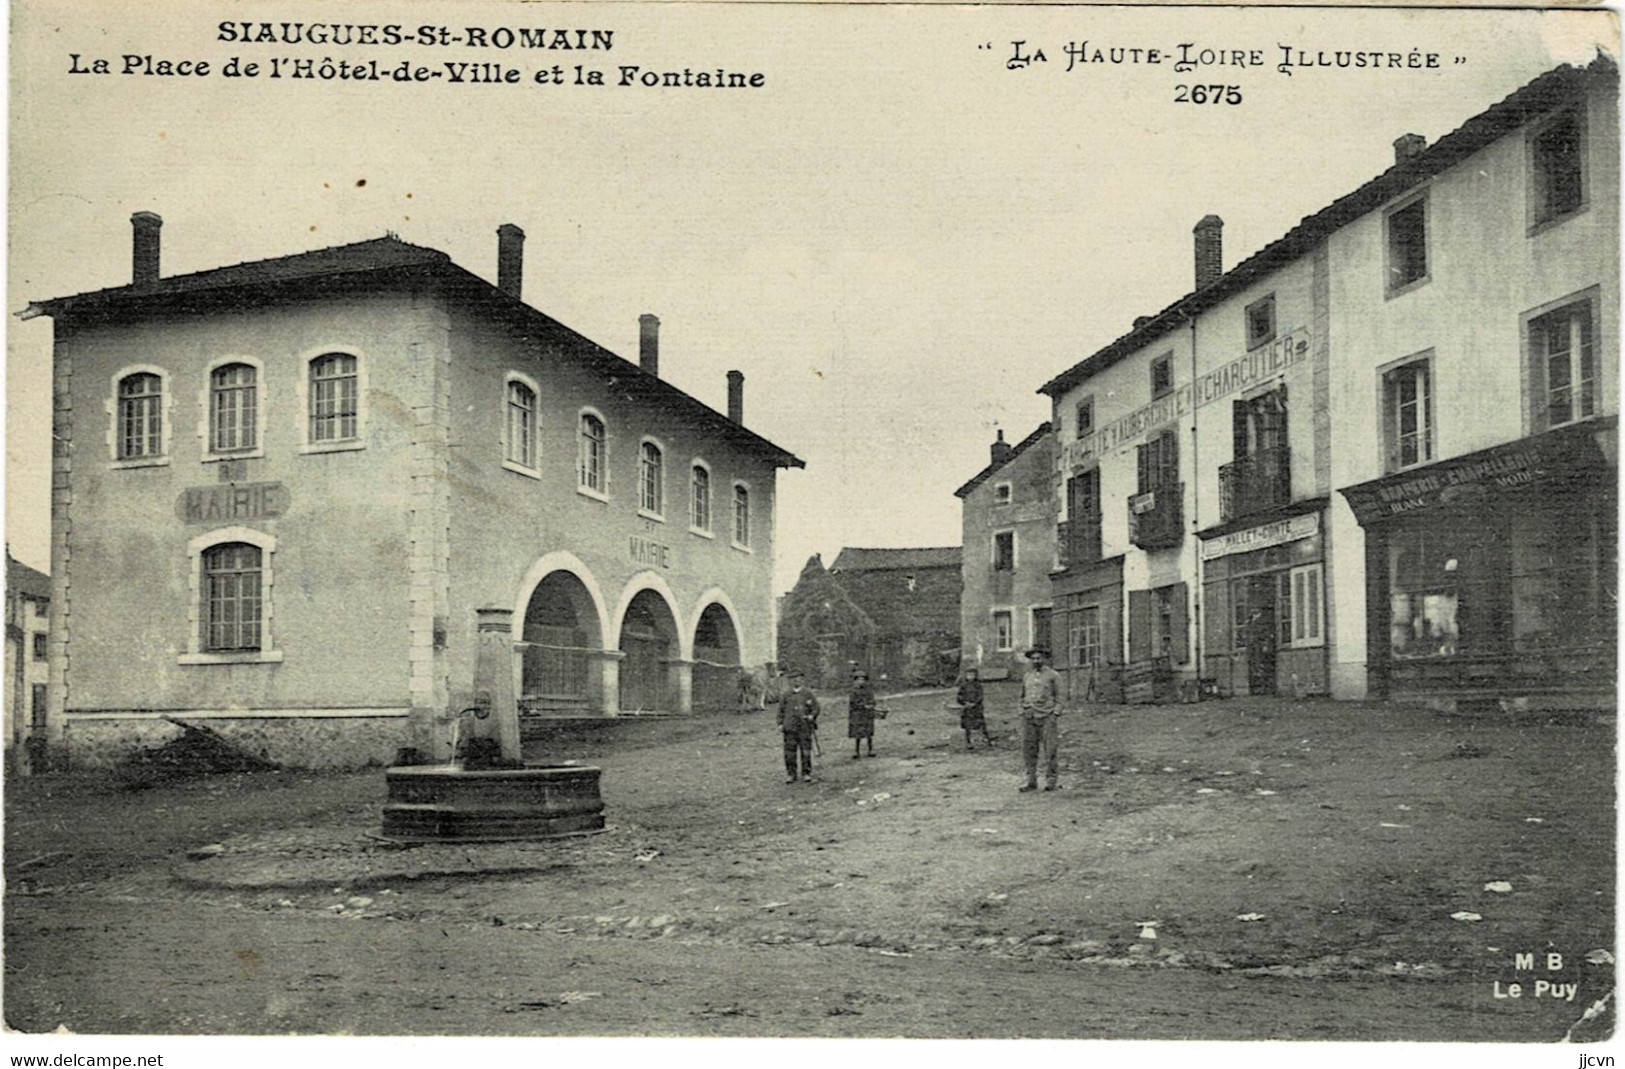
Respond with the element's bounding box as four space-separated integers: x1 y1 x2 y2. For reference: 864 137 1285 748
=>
847 669 878 759
778 671 820 783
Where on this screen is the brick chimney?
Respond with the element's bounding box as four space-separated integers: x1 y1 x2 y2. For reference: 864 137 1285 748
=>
991 429 1012 468
496 223 524 298
131 212 162 286
727 370 744 424
1194 215 1223 290
639 314 660 376
1393 133 1426 164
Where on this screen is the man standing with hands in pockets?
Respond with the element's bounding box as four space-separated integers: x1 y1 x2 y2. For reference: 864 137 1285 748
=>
1018 647 1064 792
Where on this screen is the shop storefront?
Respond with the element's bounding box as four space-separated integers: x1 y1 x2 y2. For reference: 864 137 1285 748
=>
1052 555 1124 702
1340 419 1617 708
1198 503 1329 697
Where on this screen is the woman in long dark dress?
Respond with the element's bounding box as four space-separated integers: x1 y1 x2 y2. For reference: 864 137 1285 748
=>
957 668 992 749
848 670 878 758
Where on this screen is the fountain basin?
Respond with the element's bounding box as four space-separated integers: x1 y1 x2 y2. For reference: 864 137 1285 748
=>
380 763 606 842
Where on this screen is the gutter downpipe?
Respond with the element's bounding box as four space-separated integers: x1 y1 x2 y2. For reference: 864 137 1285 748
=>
1186 304 1203 690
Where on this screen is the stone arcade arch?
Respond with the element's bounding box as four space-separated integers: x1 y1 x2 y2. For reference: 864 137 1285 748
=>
514 553 611 717
690 598 743 712
616 586 684 713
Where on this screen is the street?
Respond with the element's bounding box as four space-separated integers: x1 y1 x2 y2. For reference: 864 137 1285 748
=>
5 687 1615 1040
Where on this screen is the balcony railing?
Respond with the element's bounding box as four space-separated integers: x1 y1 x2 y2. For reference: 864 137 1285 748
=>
1219 446 1291 523
1058 517 1102 569
1128 483 1183 550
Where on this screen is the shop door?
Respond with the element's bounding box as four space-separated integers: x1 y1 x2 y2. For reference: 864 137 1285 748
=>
1032 608 1053 656
1246 574 1278 696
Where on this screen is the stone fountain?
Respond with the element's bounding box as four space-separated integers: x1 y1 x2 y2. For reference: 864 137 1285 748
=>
380 607 606 841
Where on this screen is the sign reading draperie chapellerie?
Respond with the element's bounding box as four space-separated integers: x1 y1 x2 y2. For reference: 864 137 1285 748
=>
1061 327 1310 471
176 482 289 524
1200 511 1319 560
1338 430 1601 526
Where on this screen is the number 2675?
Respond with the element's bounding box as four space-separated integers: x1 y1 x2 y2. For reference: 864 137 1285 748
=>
1175 84 1243 105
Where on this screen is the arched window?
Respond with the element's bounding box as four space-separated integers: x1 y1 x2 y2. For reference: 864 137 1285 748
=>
117 373 164 459
639 441 664 516
203 542 263 652
691 464 712 532
506 379 537 469
733 484 751 548
210 363 258 453
309 354 358 443
579 413 606 494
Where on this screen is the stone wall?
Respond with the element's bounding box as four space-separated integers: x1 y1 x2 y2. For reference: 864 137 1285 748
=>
63 714 409 770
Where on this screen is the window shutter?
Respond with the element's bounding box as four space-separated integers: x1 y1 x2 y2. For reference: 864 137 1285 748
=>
1528 320 1549 435
1382 372 1399 471
1106 592 1124 665
1203 579 1229 661
1136 443 1149 495
1274 385 1288 446
1128 588 1153 663
1233 399 1249 459
1169 582 1190 664
1163 430 1180 486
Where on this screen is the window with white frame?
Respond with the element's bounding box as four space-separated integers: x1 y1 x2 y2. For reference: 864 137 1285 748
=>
117 371 165 460
579 412 607 494
1076 397 1095 436
505 377 538 470
1290 563 1324 648
1245 294 1276 350
691 464 712 532
1069 605 1101 668
639 441 664 517
182 528 281 665
1530 108 1585 228
1150 353 1174 399
993 481 1012 505
1382 356 1434 472
1385 195 1428 294
204 542 263 652
993 530 1015 572
993 610 1014 652
732 484 751 547
209 363 258 454
308 353 359 444
1529 296 1597 430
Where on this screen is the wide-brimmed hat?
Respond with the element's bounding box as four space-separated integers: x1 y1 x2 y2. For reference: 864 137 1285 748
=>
1026 647 1051 660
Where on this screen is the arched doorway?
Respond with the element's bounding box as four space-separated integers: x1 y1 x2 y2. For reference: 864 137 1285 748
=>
521 571 602 716
618 589 680 712
692 601 743 712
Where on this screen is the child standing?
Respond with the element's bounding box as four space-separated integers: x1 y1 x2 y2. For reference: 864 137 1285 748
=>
847 669 878 758
956 668 992 750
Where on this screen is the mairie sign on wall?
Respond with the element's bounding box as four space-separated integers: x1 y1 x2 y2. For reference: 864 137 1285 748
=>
1061 328 1310 470
176 482 289 524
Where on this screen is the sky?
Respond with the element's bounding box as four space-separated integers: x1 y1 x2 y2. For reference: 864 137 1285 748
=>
5 1 1615 596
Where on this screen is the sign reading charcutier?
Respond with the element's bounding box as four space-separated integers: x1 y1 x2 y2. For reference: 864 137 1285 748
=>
1061 328 1310 471
176 482 289 524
